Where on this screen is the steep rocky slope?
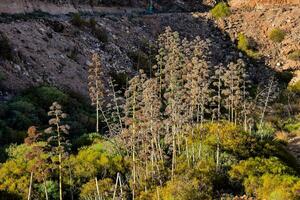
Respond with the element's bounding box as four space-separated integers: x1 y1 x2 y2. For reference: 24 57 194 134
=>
1 12 259 97
215 6 300 82
0 2 299 98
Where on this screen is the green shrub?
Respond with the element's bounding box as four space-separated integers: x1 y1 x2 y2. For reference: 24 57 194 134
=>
158 177 213 200
72 132 102 149
92 27 108 43
48 20 64 33
7 101 39 130
0 72 5 81
237 33 260 58
284 121 300 133
0 33 13 60
80 178 114 199
275 71 293 84
70 13 85 27
269 28 286 43
37 181 59 200
127 50 151 72
288 50 300 61
210 2 231 19
229 157 300 198
109 71 129 93
288 81 300 94
257 174 300 200
67 47 79 61
23 86 69 108
89 17 97 29
8 101 36 114
229 157 296 182
255 122 276 139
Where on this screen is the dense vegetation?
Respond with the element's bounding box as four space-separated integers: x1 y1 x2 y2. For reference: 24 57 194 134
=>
0 27 299 200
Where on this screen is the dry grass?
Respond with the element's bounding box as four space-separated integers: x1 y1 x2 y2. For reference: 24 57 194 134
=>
274 131 289 142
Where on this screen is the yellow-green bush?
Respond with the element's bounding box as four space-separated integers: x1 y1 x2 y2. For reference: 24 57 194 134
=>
269 28 286 43
255 174 300 200
288 81 300 94
210 2 231 19
80 178 114 200
229 157 300 199
237 33 260 58
288 50 300 61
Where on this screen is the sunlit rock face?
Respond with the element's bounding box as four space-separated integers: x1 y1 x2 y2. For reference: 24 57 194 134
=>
229 0 299 8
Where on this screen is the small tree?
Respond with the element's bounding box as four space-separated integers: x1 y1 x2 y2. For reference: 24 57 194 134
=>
45 102 70 200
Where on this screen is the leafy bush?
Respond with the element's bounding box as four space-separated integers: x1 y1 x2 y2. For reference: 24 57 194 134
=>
6 101 39 130
256 174 300 200
284 119 300 134
237 33 260 58
72 132 102 149
22 86 69 109
71 13 85 27
288 50 300 61
92 27 108 43
210 2 231 19
127 50 152 73
0 72 6 81
275 71 293 84
80 178 114 200
0 32 13 60
89 18 97 29
229 157 300 199
37 180 59 200
48 20 64 33
109 71 129 93
0 86 95 145
255 122 276 139
158 177 213 200
288 81 300 94
67 47 79 61
269 28 286 43
229 157 296 181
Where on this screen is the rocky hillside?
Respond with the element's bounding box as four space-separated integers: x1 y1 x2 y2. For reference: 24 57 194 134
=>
216 6 300 83
0 1 299 99
0 12 249 97
0 0 206 14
